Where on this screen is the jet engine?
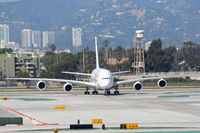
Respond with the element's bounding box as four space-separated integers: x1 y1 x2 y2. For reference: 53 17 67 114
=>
63 83 73 92
157 79 167 88
37 81 46 90
133 81 143 90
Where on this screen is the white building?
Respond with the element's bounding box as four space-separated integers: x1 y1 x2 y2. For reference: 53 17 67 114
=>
22 29 55 50
21 29 32 48
6 42 20 51
42 31 55 48
32 30 42 48
72 28 82 47
145 41 152 51
0 24 10 48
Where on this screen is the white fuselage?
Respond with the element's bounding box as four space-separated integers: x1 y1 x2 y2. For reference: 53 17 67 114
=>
91 68 113 90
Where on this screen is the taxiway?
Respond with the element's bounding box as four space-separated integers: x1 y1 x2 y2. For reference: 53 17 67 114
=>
0 88 200 133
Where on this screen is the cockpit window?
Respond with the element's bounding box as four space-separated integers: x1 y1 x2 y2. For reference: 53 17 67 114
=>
102 78 110 80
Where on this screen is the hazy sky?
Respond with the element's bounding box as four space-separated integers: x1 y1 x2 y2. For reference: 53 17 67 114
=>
0 0 20 2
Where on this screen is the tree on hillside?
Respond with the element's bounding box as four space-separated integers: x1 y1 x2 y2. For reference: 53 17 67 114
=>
50 44 56 53
76 47 96 73
113 45 126 63
162 46 177 71
113 45 126 71
103 40 109 63
145 39 176 72
15 71 30 78
177 41 200 70
0 48 13 54
145 39 163 72
99 47 106 67
40 52 79 79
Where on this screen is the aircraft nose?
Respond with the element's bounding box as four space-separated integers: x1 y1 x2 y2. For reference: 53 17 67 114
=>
100 80 112 89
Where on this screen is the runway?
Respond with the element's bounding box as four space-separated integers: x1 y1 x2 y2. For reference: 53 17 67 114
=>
0 88 200 133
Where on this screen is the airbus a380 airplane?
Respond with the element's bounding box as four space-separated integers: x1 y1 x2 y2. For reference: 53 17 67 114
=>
7 37 183 95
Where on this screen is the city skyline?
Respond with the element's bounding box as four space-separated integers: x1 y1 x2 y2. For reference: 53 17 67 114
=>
0 24 9 48
21 29 32 48
72 28 82 47
42 31 55 49
21 29 55 50
32 30 42 48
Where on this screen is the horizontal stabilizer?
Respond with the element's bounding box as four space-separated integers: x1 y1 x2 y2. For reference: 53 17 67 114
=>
62 71 91 76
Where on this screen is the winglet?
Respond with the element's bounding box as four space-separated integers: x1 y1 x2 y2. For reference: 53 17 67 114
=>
95 36 100 68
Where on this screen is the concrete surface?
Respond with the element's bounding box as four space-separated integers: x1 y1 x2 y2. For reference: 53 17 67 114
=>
0 88 200 133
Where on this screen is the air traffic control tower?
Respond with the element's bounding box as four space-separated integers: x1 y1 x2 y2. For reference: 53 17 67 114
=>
132 30 145 74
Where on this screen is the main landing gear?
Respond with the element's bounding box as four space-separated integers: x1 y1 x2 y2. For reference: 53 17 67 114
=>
84 87 99 95
84 91 90 95
84 88 120 95
92 90 98 95
114 90 120 95
104 89 119 95
84 87 90 95
114 86 120 95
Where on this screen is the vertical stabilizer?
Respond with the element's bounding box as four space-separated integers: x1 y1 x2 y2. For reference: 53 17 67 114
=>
95 36 100 68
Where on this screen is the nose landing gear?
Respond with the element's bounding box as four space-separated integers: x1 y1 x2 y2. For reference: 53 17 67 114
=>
105 90 111 95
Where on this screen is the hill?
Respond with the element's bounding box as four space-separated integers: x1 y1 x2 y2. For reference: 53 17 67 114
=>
0 0 200 49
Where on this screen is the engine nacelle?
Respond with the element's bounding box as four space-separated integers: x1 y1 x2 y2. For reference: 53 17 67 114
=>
37 81 46 90
133 82 143 90
63 83 73 92
158 79 167 88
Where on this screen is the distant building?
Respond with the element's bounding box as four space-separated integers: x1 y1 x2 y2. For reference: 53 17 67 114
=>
145 41 152 51
6 42 20 51
21 29 32 49
0 53 41 78
72 28 82 47
107 57 129 65
22 29 55 50
0 54 15 78
42 31 55 49
56 49 71 53
32 30 42 48
15 52 41 77
0 24 10 48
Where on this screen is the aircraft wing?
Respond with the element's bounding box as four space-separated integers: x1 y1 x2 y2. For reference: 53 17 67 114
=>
6 78 96 87
116 75 186 86
112 71 130 75
61 71 91 76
